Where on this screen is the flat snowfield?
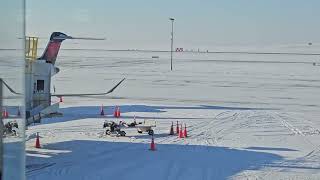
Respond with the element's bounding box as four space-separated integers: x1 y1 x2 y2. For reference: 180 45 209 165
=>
25 48 320 180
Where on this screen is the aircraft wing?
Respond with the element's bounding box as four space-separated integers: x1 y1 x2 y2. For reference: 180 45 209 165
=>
1 80 22 95
51 78 125 97
1 79 23 100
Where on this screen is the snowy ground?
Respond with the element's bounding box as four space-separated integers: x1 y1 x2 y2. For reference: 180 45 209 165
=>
0 49 25 180
24 49 320 180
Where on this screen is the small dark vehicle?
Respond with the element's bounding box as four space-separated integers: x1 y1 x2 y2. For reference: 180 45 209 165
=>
4 121 19 136
103 121 126 137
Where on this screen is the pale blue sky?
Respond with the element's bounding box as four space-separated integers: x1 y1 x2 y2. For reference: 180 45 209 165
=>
16 0 320 49
0 0 24 49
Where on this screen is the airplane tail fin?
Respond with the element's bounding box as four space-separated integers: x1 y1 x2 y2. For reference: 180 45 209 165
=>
38 32 105 65
38 32 68 64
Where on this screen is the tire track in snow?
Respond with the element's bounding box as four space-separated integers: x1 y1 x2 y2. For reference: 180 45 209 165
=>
276 113 318 155
277 112 320 159
204 111 241 146
156 114 216 145
181 111 237 146
26 163 56 175
202 111 261 180
256 112 320 180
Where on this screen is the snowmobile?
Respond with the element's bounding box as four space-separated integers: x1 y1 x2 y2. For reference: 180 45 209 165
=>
103 119 156 136
103 121 126 137
3 120 19 136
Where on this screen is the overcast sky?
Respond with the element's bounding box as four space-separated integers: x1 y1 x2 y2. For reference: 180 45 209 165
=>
2 0 320 50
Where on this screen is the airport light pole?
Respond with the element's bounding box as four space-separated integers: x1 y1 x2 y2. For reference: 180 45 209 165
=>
169 18 175 71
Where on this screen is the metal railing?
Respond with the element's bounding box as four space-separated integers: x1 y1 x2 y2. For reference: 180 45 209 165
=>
25 37 38 60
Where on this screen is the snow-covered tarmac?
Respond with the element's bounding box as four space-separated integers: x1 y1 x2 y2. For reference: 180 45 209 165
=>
25 48 320 179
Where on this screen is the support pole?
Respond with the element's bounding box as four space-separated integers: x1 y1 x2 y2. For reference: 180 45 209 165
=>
0 79 3 179
170 18 175 71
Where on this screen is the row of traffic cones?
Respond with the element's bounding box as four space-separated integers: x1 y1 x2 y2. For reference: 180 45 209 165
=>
179 123 188 138
1 107 21 118
150 121 189 152
58 98 122 118
169 121 188 138
176 121 188 137
99 105 121 118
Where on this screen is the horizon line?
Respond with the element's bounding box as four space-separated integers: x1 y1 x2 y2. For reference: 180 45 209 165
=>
0 48 319 56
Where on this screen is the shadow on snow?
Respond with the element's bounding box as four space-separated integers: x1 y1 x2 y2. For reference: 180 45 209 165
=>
27 140 283 180
35 104 275 125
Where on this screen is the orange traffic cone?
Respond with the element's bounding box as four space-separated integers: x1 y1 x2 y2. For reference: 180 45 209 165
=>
179 124 184 138
17 107 21 117
3 108 9 118
35 132 41 148
1 108 5 118
176 121 179 135
169 122 174 135
184 123 188 138
117 106 120 117
114 106 118 117
100 104 105 116
150 135 156 151
59 96 63 102
5 109 9 118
